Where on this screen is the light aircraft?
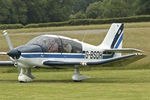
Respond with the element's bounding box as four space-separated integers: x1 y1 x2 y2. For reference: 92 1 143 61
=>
0 23 145 82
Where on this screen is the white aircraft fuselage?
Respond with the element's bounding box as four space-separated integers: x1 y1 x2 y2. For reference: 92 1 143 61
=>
0 23 145 82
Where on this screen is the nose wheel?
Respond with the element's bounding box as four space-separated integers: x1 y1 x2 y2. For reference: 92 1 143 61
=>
18 68 34 83
72 66 88 82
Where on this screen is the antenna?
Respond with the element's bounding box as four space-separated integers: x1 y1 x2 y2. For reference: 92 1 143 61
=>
82 32 86 43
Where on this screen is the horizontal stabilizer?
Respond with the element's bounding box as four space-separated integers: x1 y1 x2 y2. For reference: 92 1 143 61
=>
87 53 146 67
103 48 143 53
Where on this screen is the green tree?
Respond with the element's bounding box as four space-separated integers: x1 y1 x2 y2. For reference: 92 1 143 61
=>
86 0 136 18
135 0 150 15
11 0 27 24
0 0 27 24
24 0 47 23
73 0 102 14
0 0 12 24
0 0 149 24
45 0 73 22
102 0 134 18
86 1 104 18
72 11 86 19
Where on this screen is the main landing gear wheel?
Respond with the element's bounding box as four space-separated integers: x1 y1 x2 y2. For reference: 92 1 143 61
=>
18 68 35 83
72 66 88 82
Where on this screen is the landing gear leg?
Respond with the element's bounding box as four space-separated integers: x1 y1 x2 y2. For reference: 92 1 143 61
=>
18 68 33 83
25 68 35 79
72 66 88 82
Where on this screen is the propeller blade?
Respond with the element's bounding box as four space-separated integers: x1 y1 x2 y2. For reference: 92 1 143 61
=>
0 52 7 55
3 30 13 50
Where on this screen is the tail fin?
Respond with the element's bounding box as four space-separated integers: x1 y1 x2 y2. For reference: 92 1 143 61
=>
99 23 124 49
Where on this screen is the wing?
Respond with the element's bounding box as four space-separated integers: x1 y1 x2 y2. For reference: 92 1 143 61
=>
43 53 145 67
0 61 14 66
0 52 13 66
103 48 143 53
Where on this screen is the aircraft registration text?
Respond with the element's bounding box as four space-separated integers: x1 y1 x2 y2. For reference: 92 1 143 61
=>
85 51 102 59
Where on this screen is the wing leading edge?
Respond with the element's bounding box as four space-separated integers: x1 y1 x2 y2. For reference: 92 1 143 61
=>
0 52 13 66
0 61 14 66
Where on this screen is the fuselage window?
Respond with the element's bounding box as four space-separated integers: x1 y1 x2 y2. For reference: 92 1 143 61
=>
61 38 82 53
47 38 61 53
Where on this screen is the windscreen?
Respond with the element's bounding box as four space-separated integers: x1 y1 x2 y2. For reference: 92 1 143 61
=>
27 35 61 52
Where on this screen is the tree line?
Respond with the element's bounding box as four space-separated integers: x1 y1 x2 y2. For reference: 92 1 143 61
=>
0 0 149 25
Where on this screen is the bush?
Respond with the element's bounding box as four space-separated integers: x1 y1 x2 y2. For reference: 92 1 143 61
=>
24 21 69 28
0 24 24 29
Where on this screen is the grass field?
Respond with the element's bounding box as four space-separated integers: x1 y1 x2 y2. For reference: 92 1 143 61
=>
1 70 150 100
0 22 150 100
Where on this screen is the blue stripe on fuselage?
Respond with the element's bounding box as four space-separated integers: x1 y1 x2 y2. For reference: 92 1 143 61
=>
21 53 85 58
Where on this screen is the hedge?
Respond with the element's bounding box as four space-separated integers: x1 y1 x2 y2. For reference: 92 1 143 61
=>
24 21 69 28
0 24 23 30
0 15 150 29
68 15 150 25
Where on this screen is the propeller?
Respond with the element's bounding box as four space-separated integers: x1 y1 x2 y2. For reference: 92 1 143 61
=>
1 30 21 67
0 50 21 60
7 49 21 59
1 30 42 67
0 50 21 67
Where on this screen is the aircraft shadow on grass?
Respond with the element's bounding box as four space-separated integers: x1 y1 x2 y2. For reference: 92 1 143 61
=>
0 77 149 83
30 78 150 84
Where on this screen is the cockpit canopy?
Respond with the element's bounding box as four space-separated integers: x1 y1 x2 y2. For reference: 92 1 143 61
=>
27 35 82 53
